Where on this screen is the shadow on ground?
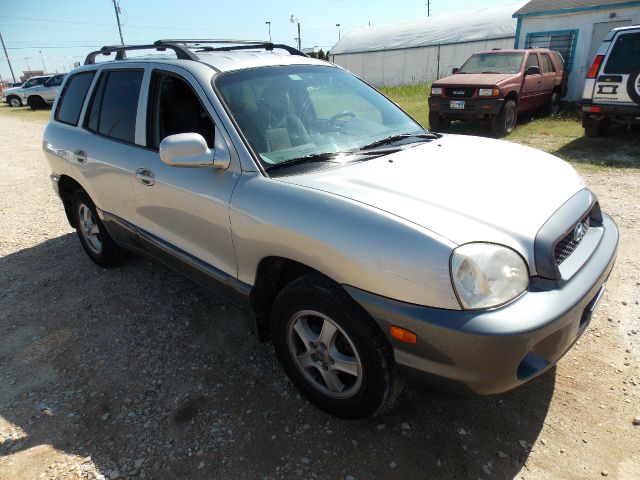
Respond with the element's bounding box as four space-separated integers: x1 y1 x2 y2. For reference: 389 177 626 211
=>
1 234 554 479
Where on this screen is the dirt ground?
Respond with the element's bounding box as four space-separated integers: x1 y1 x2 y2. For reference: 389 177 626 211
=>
0 115 639 480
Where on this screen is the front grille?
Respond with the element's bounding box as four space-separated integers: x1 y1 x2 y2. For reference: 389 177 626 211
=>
445 87 475 98
554 215 590 265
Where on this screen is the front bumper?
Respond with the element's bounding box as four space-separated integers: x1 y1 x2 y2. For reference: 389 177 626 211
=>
429 96 504 117
346 213 618 395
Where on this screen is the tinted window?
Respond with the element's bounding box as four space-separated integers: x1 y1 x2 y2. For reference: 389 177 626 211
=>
604 32 640 74
526 53 540 71
46 75 65 87
85 70 143 144
55 71 95 125
541 53 555 73
147 71 215 149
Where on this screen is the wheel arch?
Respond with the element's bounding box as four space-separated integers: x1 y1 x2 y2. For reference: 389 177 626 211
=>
505 91 519 104
57 174 86 227
249 256 389 345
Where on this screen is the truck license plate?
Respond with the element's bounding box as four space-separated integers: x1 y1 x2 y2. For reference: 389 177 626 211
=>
450 100 465 110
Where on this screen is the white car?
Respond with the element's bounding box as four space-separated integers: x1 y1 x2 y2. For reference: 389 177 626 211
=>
581 24 640 136
3 75 53 107
25 74 66 110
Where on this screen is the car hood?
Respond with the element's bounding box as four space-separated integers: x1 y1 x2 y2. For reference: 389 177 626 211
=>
3 86 22 95
276 135 585 270
433 73 516 86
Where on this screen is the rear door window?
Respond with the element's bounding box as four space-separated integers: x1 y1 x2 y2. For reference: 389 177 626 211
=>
55 71 96 126
85 69 144 144
604 32 640 74
541 53 555 73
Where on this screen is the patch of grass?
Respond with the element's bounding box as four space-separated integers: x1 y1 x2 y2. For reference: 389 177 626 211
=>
0 102 51 121
381 84 640 169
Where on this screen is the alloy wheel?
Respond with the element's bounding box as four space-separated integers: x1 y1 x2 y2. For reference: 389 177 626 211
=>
287 310 362 399
78 203 102 255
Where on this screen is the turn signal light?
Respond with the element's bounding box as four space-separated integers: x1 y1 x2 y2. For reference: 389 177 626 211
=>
390 326 417 344
587 55 604 79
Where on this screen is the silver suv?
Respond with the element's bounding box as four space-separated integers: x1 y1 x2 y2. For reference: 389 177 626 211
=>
43 40 618 419
581 25 640 136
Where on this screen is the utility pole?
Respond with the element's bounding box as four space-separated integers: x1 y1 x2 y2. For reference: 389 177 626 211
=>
112 0 125 45
426 1 431 17
0 31 16 83
265 21 271 42
39 50 47 73
24 57 31 71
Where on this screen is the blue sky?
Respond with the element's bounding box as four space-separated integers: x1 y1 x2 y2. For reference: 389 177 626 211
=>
1 0 511 81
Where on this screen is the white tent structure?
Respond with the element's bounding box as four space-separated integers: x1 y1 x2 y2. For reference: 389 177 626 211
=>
330 2 527 86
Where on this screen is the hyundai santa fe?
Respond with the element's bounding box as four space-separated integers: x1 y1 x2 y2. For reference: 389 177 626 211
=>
42 40 618 419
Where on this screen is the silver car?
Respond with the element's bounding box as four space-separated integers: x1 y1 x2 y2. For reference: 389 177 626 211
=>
25 74 66 110
42 41 618 419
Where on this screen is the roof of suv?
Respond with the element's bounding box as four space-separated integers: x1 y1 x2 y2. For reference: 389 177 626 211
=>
80 41 330 75
606 24 640 39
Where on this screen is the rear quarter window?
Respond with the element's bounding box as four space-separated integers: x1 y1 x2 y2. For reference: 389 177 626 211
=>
55 71 96 126
604 32 640 74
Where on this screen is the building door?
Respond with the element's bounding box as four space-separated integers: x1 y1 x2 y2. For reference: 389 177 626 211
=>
588 20 632 65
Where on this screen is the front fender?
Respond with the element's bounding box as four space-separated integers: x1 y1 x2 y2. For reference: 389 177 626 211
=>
230 174 460 310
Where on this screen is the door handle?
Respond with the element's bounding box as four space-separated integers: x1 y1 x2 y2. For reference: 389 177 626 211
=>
74 150 87 164
135 168 155 186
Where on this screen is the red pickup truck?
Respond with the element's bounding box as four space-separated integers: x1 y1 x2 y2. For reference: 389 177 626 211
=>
428 49 568 137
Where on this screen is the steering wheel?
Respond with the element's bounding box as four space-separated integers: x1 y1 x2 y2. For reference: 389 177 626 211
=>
328 111 356 128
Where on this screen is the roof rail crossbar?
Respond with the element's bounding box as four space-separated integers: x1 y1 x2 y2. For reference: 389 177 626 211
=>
154 39 309 57
84 43 198 65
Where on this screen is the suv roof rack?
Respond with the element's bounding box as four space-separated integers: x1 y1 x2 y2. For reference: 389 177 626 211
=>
84 39 308 64
84 43 198 64
155 39 308 57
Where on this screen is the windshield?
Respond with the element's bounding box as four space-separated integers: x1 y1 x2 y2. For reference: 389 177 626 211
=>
458 53 525 74
215 65 423 168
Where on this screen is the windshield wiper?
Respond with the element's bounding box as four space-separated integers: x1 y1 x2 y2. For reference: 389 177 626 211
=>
265 152 347 171
360 133 440 151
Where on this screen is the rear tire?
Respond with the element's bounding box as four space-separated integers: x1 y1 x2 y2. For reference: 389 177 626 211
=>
270 273 403 419
491 100 517 138
71 190 127 267
542 91 561 117
27 96 46 110
429 111 450 131
583 116 609 138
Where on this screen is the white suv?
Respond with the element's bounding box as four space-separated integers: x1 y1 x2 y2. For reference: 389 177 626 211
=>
581 25 640 136
43 41 618 418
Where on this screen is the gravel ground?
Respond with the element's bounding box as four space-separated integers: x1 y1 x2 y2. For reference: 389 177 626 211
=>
1 115 639 479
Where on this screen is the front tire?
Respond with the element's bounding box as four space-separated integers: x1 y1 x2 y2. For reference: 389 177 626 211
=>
8 96 22 107
429 111 450 131
271 273 403 419
71 190 127 267
491 100 518 138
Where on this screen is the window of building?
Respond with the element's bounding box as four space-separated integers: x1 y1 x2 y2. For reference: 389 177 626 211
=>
525 30 578 72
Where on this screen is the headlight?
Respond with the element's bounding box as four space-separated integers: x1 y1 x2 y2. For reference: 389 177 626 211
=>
478 88 500 97
450 243 529 310
431 87 443 95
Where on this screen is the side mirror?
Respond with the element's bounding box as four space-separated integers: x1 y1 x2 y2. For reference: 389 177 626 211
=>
524 66 541 76
452 67 459 75
159 129 230 169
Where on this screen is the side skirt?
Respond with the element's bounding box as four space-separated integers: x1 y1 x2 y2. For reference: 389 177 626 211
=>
99 209 252 310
